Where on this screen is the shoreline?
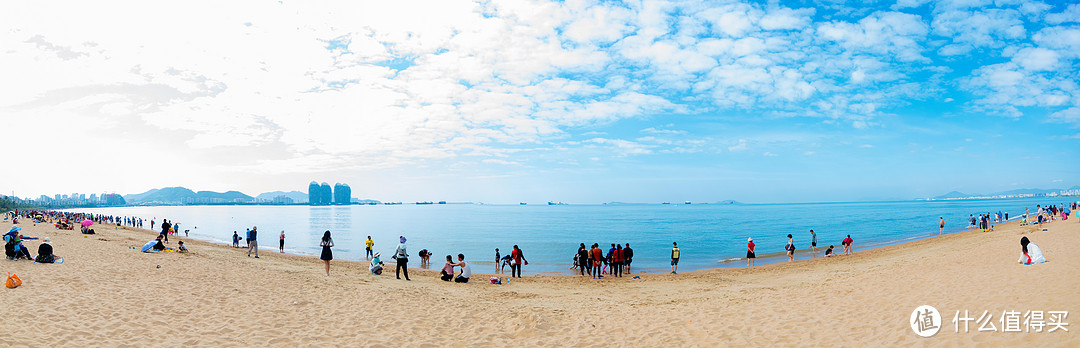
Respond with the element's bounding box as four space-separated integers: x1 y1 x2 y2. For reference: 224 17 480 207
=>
58 204 1037 275
32 210 1052 279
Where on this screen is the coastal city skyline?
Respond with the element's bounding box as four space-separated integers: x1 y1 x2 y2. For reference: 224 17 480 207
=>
3 1 1078 203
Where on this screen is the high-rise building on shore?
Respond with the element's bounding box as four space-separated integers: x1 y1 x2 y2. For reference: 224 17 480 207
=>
333 183 351 205
308 181 338 205
309 181 351 205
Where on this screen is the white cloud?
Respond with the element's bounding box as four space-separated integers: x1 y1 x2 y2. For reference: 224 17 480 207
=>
1045 4 1080 24
2 0 1076 196
728 139 749 152
585 138 654 156
762 151 779 157
1011 47 1060 71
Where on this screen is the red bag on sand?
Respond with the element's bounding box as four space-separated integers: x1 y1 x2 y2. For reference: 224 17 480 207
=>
6 273 22 288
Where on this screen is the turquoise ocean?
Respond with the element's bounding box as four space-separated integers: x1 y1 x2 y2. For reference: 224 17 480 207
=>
71 197 1073 274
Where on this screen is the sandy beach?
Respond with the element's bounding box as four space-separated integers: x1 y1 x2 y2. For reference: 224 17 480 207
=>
1 214 1076 347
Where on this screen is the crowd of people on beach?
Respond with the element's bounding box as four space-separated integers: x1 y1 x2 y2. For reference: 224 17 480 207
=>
6 201 1077 280
566 242 633 278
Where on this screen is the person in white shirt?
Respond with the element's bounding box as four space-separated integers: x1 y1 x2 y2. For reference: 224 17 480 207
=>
450 253 471 283
1018 237 1047 265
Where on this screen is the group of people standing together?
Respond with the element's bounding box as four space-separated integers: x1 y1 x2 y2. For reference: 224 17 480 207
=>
573 243 634 278
970 211 1007 230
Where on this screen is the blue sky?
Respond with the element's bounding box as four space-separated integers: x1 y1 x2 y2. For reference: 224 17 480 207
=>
1 0 1078 203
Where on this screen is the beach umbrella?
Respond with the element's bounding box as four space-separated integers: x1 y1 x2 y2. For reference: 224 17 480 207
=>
141 240 157 252
8 226 20 233
81 219 93 227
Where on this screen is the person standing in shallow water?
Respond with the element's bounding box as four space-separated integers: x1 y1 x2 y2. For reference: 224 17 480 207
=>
510 245 527 278
365 236 374 259
279 230 285 253
319 231 334 276
810 229 818 257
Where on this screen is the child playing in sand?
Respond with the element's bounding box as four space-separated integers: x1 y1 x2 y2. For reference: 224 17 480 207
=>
177 241 188 253
825 245 835 257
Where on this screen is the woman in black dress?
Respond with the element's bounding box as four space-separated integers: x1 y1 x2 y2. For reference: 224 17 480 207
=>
320 230 334 276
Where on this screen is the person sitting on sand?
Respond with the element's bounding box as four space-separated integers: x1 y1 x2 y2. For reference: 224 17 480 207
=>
440 255 454 281
177 241 188 253
5 228 33 260
370 252 384 275
824 245 835 257
1018 237 1047 265
449 253 471 283
141 236 166 252
35 237 60 263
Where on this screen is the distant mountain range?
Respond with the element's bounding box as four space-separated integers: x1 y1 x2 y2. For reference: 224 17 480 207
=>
254 191 308 203
932 186 1079 199
124 187 254 204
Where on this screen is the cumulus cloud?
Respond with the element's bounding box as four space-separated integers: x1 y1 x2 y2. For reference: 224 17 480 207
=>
1 0 1076 187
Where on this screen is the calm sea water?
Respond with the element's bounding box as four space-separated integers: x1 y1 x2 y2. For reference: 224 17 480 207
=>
70 197 1073 274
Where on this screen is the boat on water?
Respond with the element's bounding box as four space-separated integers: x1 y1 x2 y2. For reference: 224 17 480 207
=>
438 201 446 204
548 201 567 205
415 201 434 205
684 201 692 204
519 202 527 205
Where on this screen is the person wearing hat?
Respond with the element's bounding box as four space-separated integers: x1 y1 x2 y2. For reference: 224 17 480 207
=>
35 237 59 263
369 252 384 275
746 237 756 267
5 227 33 261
